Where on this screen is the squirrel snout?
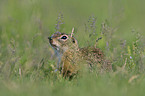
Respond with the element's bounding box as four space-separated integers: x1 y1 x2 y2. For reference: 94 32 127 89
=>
48 37 52 41
48 37 54 45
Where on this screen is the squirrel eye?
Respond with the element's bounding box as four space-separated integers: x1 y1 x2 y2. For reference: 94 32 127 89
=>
61 36 68 40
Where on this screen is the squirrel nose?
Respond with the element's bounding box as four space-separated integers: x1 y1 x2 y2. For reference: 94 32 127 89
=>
48 37 52 41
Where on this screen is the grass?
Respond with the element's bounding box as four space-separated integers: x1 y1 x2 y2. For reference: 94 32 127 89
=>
0 0 145 96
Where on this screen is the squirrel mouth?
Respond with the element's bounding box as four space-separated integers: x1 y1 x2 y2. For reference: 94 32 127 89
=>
49 40 58 49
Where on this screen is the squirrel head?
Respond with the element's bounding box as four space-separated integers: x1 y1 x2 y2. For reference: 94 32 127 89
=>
48 32 78 53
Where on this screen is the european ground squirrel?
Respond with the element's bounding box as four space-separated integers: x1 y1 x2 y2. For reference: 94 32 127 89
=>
48 29 112 78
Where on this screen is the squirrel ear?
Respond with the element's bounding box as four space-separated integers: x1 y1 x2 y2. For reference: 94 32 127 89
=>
71 37 78 44
72 37 76 43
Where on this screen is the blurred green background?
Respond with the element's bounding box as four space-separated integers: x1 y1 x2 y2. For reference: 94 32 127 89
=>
0 0 145 96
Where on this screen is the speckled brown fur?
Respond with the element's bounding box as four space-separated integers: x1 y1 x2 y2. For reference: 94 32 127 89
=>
48 32 112 78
